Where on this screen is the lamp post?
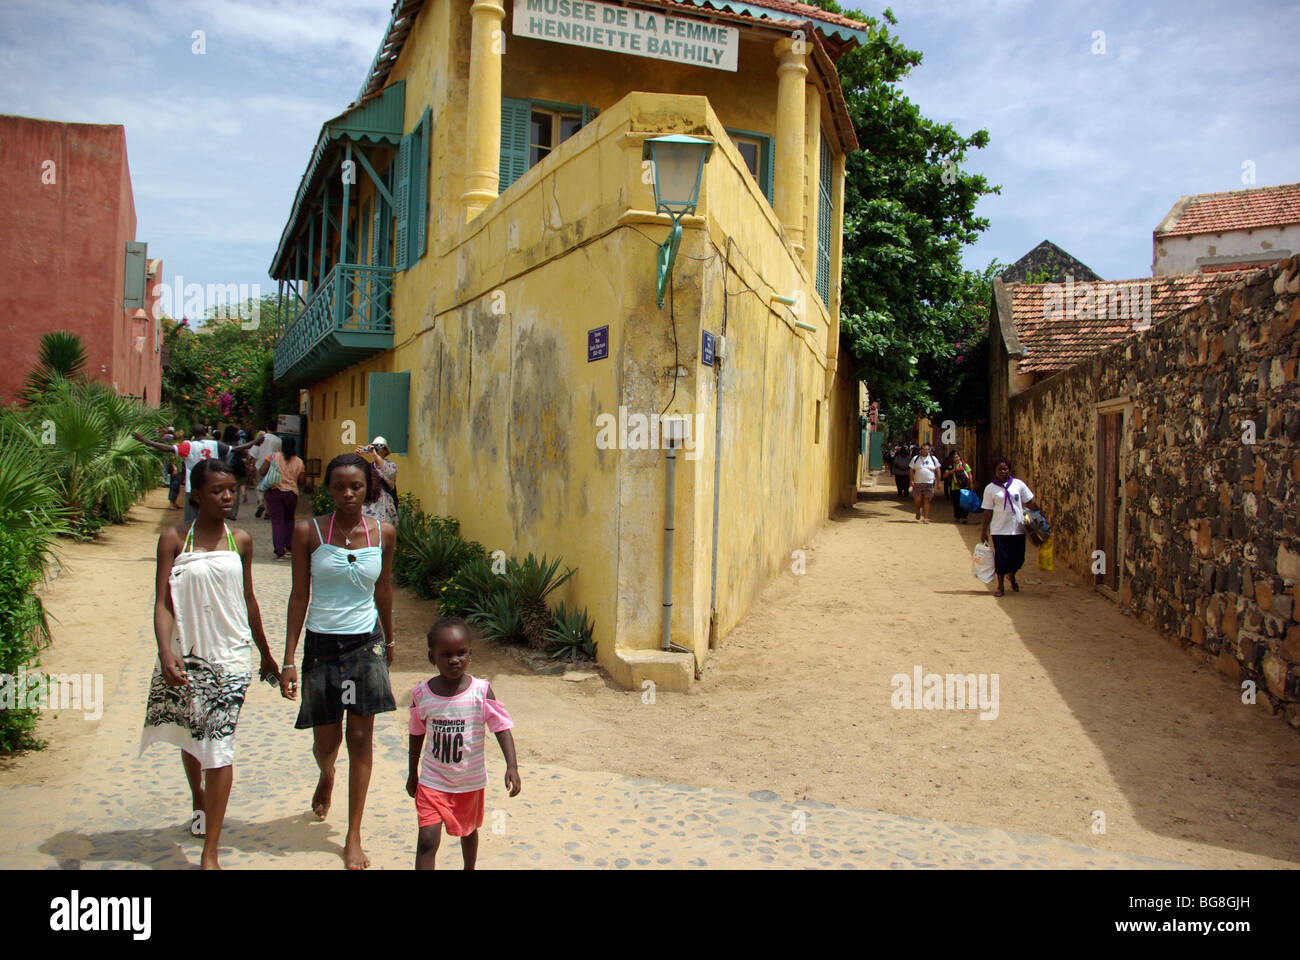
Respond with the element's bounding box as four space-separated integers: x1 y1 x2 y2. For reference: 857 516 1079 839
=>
644 135 713 308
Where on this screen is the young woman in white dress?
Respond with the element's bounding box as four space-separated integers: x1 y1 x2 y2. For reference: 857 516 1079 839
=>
141 458 279 869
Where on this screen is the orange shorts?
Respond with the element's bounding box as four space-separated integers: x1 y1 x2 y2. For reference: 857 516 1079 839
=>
415 784 484 836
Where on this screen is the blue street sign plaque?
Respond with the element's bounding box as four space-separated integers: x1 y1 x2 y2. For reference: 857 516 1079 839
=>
702 330 715 366
588 325 609 362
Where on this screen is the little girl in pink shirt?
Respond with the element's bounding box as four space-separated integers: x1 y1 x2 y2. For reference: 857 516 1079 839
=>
407 617 520 869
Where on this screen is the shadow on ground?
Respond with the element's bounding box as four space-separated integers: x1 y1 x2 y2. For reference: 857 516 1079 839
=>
39 813 344 869
855 477 1299 865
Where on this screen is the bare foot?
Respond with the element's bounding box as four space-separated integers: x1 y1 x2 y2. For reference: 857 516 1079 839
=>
312 770 334 820
200 855 222 870
344 836 370 870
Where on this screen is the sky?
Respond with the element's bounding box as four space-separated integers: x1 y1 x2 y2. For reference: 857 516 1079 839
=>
1 0 1297 301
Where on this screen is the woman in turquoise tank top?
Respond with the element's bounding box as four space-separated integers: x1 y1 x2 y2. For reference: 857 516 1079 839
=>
280 453 396 870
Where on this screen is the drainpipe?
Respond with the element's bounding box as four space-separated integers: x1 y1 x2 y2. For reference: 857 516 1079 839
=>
709 238 733 649
661 432 681 651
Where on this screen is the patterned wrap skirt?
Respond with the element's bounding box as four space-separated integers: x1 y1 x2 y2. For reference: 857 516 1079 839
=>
141 548 252 770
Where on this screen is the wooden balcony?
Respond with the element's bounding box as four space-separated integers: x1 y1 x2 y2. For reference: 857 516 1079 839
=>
273 263 395 386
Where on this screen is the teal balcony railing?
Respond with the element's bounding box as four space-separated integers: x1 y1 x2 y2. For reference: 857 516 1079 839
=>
274 263 396 386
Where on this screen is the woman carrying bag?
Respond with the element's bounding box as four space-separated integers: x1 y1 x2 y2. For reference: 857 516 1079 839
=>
979 456 1042 597
259 435 305 561
943 450 974 524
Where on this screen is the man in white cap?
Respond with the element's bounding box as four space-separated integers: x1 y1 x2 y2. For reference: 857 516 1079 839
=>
357 436 398 523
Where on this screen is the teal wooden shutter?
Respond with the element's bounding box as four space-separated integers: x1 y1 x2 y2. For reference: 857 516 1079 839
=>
763 136 775 206
394 133 411 270
413 108 431 262
581 103 597 126
123 241 147 309
816 132 833 306
499 97 530 192
367 371 410 454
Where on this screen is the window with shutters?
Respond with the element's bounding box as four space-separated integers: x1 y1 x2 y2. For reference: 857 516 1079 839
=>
394 108 431 271
123 241 148 310
816 131 833 307
725 129 774 206
367 371 410 454
499 98 597 192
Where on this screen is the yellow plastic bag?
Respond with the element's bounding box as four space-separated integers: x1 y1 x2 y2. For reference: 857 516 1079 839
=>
1037 536 1054 571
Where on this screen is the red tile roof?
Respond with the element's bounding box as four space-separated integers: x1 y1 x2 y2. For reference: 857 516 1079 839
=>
1155 183 1300 238
675 0 870 33
1008 272 1254 374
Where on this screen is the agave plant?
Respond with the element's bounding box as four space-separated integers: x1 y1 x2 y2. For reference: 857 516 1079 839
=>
454 554 508 602
506 553 576 650
546 602 595 660
465 590 524 644
406 524 469 599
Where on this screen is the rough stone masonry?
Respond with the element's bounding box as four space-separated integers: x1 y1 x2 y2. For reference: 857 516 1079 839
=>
1006 255 1300 730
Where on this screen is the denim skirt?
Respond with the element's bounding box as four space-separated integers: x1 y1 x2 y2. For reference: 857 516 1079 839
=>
294 626 396 729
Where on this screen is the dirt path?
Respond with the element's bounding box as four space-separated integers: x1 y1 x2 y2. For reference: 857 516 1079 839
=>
492 473 1300 868
2 481 1297 869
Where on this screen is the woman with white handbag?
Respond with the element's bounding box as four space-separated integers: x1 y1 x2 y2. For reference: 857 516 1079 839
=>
979 456 1041 597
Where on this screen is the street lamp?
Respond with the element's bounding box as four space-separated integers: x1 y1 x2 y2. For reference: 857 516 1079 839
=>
644 134 714 308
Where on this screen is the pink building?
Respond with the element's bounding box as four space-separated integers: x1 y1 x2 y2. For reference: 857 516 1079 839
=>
0 114 162 405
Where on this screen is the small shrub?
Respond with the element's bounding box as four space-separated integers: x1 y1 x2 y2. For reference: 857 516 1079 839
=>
312 484 333 517
466 590 524 644
506 553 575 650
546 602 595 661
0 522 50 752
406 525 468 599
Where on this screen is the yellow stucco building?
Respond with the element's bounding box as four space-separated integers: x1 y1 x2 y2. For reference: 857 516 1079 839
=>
270 0 866 689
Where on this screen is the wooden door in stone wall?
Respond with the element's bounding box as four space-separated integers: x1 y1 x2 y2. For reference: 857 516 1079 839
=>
1095 412 1122 591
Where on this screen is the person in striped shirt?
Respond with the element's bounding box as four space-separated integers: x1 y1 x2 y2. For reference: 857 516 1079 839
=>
407 617 520 869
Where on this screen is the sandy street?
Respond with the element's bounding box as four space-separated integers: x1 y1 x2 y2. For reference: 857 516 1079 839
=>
1 479 1297 869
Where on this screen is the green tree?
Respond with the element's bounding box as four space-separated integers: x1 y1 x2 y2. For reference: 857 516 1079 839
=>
161 295 297 429
926 258 1001 425
808 3 1000 426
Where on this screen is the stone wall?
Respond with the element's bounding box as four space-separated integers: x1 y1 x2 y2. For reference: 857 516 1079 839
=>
1006 256 1300 729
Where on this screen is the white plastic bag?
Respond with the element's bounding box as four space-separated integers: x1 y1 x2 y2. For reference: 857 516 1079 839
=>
972 542 995 583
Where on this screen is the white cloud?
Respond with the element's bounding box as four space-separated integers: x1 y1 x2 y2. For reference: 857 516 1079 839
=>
876 0 1300 277
158 0 390 66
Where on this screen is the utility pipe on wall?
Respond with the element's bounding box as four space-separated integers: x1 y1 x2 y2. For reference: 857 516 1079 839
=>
709 237 734 649
661 434 677 651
